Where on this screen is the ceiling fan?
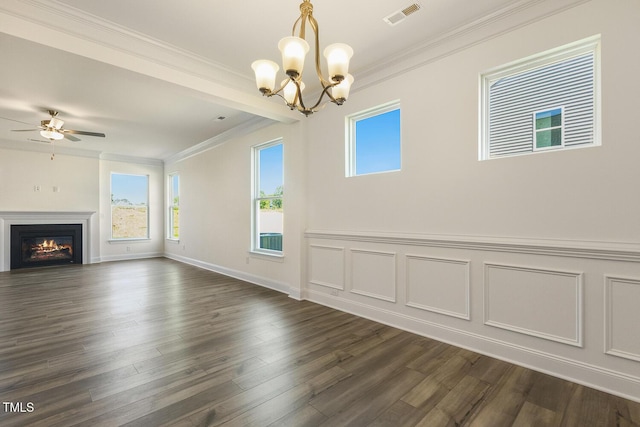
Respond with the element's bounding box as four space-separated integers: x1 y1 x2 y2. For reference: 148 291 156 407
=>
8 110 106 142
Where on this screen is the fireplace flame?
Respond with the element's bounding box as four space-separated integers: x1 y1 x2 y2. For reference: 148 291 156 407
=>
42 239 58 249
35 239 72 255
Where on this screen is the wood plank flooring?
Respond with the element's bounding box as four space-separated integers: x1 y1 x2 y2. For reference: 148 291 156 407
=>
0 258 638 426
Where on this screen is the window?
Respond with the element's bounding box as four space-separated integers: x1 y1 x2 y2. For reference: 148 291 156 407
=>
534 107 563 150
168 173 179 240
252 141 283 254
110 173 149 239
347 101 401 176
480 36 599 159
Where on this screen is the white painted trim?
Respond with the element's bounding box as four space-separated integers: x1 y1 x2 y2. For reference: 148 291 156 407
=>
604 275 640 363
405 254 471 320
308 244 345 291
0 0 589 127
164 253 291 297
309 280 344 291
346 100 401 177
0 139 102 159
100 253 163 263
353 0 591 93
165 117 274 165
100 153 163 167
0 1 299 124
0 0 249 88
483 263 584 347
0 211 95 272
305 287 640 403
0 138 163 165
349 248 397 303
305 229 640 262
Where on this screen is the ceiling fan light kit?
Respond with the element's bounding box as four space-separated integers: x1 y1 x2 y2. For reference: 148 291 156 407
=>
251 0 354 117
40 129 64 140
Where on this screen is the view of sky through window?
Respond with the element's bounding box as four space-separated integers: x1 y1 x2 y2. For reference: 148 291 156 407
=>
355 108 401 175
171 174 179 199
111 173 148 205
259 143 283 195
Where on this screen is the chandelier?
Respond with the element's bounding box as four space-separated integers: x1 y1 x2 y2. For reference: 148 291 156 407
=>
251 0 354 117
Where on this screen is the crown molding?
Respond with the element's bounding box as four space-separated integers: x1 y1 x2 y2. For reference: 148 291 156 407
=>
353 0 592 93
0 0 249 91
164 116 274 165
0 116 274 167
0 0 299 123
0 137 101 159
99 153 164 167
0 137 163 165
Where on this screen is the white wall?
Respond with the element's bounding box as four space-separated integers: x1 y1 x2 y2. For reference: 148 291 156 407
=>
0 147 101 262
306 1 639 242
304 0 640 401
164 121 307 298
0 147 99 212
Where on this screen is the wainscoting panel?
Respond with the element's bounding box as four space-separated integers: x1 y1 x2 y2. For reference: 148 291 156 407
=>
308 244 345 290
605 276 640 362
484 263 583 347
304 230 640 401
350 249 396 302
406 255 470 320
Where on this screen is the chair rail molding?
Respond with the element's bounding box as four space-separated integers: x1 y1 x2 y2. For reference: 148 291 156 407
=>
304 230 640 262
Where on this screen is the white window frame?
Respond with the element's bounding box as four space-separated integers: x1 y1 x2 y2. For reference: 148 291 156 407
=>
251 139 284 256
479 35 600 160
110 172 150 241
346 100 401 177
167 172 179 241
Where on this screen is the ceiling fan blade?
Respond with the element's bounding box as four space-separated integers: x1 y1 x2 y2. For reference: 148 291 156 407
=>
11 128 41 132
63 129 106 137
64 134 81 142
1 116 39 126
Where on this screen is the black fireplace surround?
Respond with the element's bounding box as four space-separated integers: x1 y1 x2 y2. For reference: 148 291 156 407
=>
11 224 82 269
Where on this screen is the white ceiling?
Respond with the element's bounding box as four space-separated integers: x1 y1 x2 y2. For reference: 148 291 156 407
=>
0 0 576 162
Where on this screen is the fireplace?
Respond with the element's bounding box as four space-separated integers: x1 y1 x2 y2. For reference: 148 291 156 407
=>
11 224 83 269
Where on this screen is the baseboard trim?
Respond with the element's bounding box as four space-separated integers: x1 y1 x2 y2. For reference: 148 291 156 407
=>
99 252 163 263
164 253 292 296
306 288 640 403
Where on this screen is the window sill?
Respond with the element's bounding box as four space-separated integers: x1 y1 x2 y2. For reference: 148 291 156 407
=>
166 238 180 244
108 238 151 244
249 250 284 263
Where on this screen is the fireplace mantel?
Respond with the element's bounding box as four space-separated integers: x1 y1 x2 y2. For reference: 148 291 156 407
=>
0 211 95 272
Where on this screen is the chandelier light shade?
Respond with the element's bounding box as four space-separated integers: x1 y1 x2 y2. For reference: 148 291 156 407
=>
331 74 354 102
324 43 353 81
282 79 305 105
278 36 310 77
252 60 280 93
251 0 354 116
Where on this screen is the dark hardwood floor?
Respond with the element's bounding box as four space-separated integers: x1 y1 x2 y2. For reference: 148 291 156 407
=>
0 259 638 426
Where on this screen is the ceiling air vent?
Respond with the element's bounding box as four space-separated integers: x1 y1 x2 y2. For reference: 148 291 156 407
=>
383 3 421 26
